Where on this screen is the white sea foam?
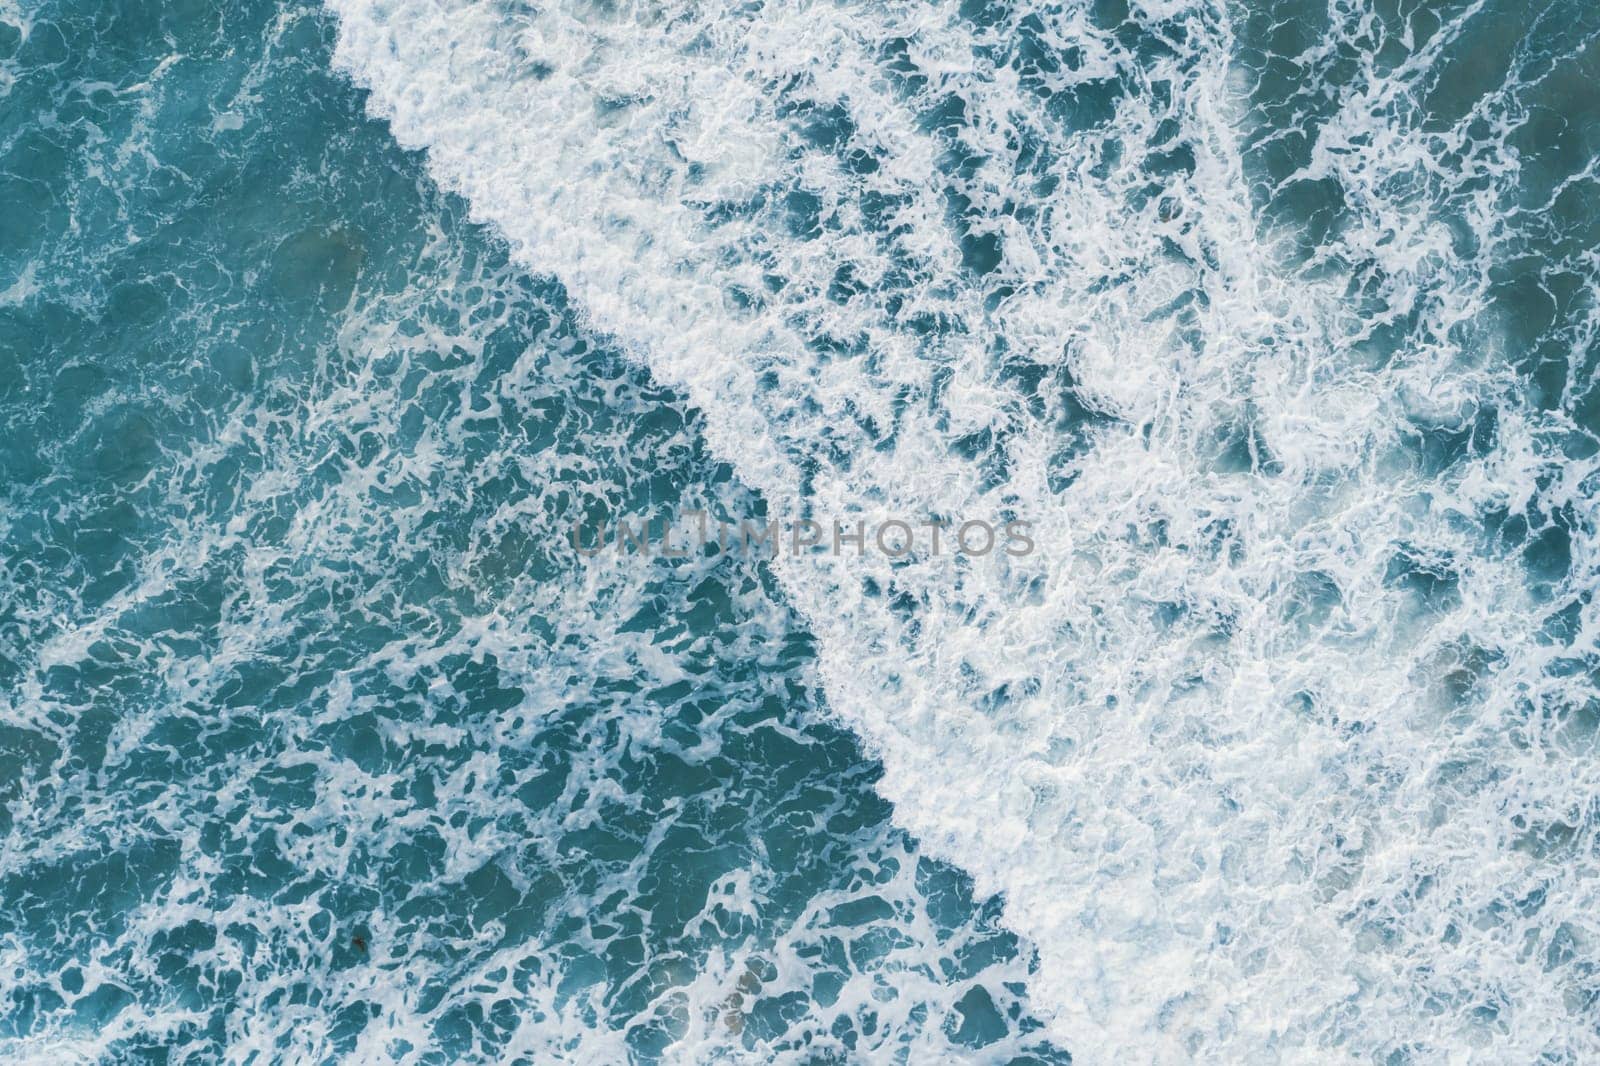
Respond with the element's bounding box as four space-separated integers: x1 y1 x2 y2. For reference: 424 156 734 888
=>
325 0 1600 1059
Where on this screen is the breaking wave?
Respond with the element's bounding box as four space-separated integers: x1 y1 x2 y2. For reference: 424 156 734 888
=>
324 0 1600 1059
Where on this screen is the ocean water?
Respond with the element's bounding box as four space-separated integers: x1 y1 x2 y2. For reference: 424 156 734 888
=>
2 0 1598 1062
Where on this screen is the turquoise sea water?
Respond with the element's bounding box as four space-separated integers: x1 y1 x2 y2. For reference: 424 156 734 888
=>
0 4 1065 1061
4 0 1600 1061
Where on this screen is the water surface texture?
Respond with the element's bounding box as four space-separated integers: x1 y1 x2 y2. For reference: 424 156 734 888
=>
3 0 1600 1061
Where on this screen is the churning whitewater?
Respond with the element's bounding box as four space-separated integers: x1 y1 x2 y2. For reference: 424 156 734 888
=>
1 0 1598 1060
321 0 1600 1060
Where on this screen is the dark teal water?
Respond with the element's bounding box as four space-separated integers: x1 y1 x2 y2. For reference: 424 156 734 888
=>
7 0 1600 1060
0 2 1067 1061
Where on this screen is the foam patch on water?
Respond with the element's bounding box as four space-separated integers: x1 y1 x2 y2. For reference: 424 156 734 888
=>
324 0 1600 1059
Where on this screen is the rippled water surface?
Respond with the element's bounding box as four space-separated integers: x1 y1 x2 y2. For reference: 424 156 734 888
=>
3 0 1600 1061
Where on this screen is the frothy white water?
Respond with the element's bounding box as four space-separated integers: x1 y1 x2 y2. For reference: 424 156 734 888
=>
326 0 1600 1059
